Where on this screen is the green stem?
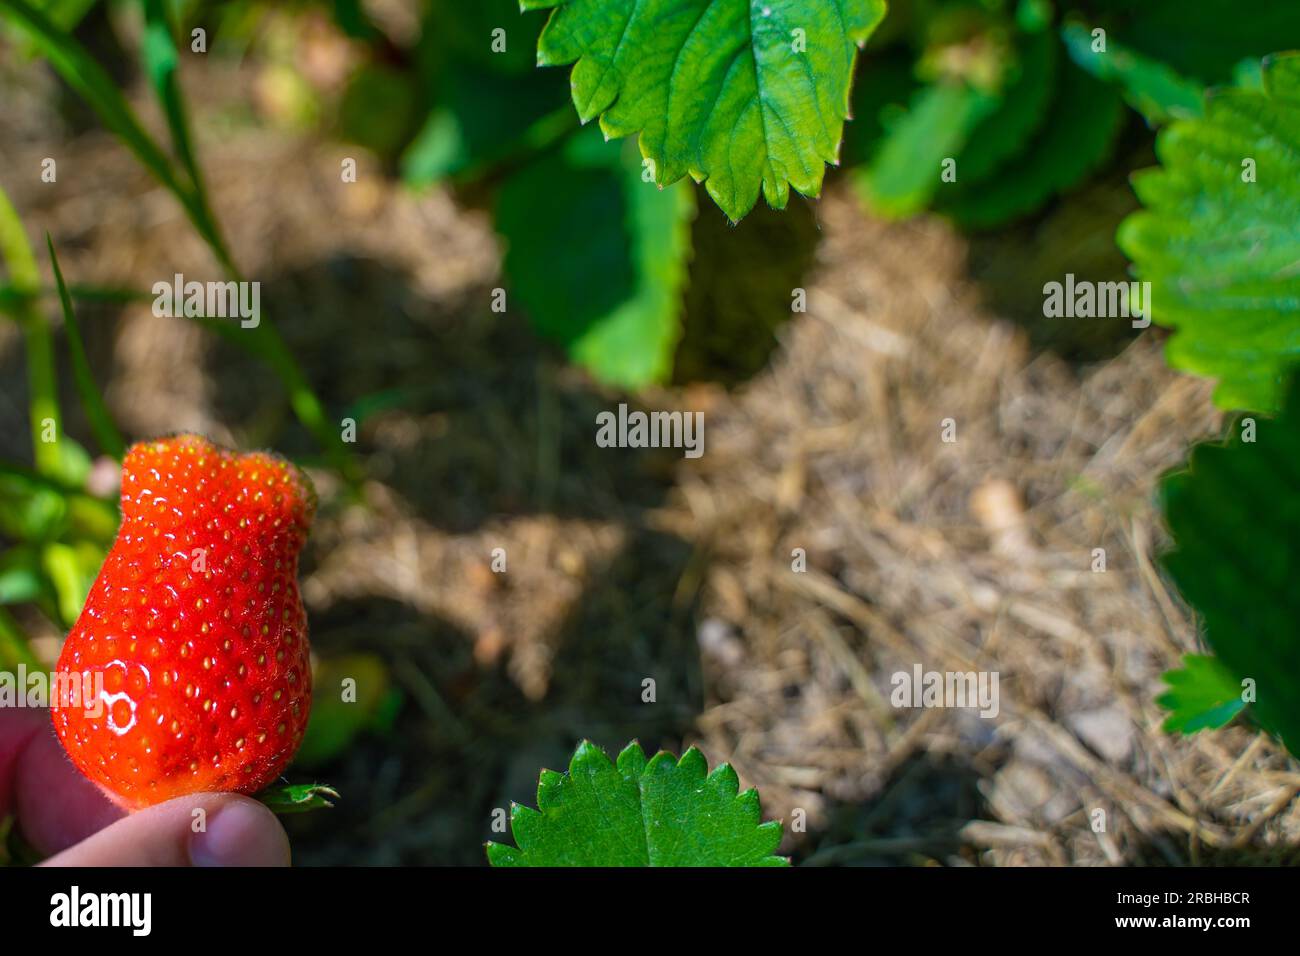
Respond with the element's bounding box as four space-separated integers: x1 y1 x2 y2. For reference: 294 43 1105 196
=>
0 184 62 477
1 0 356 484
136 0 352 481
48 234 126 459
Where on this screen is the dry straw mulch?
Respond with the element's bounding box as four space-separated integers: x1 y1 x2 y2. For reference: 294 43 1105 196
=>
667 194 1299 865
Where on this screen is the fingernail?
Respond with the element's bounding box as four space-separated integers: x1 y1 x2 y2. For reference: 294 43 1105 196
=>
189 798 291 867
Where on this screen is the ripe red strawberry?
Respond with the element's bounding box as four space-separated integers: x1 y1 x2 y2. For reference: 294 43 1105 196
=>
52 435 315 809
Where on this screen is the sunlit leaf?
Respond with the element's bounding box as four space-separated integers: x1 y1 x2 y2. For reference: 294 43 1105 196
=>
1119 54 1300 412
488 740 787 866
523 0 887 221
1158 654 1247 734
1160 373 1300 756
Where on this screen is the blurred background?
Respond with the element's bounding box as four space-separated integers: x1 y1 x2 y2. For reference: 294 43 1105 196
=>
1 0 1298 865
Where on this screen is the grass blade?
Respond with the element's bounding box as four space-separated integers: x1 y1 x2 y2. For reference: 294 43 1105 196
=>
141 0 226 263
0 183 62 477
2 0 356 482
1 0 197 222
0 282 154 310
47 234 126 459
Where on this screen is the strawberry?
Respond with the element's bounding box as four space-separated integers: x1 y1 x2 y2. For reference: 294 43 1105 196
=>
52 435 316 809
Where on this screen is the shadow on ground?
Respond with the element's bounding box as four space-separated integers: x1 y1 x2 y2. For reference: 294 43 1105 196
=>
796 751 1004 867
202 254 705 864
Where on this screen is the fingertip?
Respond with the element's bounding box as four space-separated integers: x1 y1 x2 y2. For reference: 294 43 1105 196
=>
188 796 290 867
14 715 124 855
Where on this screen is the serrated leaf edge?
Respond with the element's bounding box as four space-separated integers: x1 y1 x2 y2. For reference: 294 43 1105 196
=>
486 739 791 866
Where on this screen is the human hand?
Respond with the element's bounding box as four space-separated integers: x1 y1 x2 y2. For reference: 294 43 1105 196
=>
0 708 290 866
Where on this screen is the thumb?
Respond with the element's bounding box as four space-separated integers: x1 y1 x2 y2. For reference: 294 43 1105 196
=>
39 792 291 867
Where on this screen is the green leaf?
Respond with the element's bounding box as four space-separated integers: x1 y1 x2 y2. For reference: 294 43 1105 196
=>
2 0 97 52
523 0 887 222
1118 54 1300 413
1159 372 1300 757
952 26 1058 187
402 65 572 188
1062 22 1204 125
0 545 48 606
0 481 65 544
1158 654 1247 734
487 740 787 866
858 81 995 218
428 0 542 76
498 129 695 386
339 63 421 159
295 654 401 768
404 0 574 187
940 57 1124 229
840 48 921 168
41 540 101 628
256 783 341 815
1231 57 1266 92
1100 0 1300 85
329 0 383 42
47 235 126 460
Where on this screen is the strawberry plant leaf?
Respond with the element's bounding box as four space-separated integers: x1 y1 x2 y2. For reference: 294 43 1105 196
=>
41 540 100 629
430 0 541 76
1097 0 1300 85
339 64 422 159
487 740 788 866
1118 54 1300 413
841 49 920 168
296 654 401 768
256 783 341 815
1158 654 1247 734
497 128 695 386
402 65 572 188
858 81 996 219
1062 22 1204 126
1160 373 1300 756
404 0 574 187
939 57 1124 229
952 26 1059 187
0 545 48 606
523 0 887 222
